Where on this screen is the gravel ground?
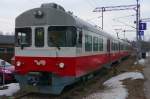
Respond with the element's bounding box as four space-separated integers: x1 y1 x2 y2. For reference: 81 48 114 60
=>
1 56 146 99
123 79 146 99
143 55 150 99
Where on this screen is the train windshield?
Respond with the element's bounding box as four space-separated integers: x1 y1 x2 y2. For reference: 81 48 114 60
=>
48 26 77 48
15 28 32 47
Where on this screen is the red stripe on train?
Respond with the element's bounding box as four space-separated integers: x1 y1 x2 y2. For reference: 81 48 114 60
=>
15 51 129 77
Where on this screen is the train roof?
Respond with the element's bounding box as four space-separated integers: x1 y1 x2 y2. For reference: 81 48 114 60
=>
15 3 114 39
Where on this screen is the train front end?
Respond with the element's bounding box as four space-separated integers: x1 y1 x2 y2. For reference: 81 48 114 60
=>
14 3 78 94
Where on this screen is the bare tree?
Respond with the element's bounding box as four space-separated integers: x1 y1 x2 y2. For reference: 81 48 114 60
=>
6 32 10 35
0 31 3 35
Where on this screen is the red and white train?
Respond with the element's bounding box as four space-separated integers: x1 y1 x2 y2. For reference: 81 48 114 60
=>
14 3 130 94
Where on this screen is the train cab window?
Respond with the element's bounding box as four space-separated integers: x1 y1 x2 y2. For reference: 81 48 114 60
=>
15 28 32 47
35 28 44 47
48 26 77 48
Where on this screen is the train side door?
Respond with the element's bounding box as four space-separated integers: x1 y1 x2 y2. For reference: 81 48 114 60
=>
107 39 111 63
119 41 121 57
76 28 82 54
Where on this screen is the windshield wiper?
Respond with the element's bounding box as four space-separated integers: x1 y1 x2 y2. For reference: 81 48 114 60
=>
21 43 25 50
50 38 61 50
17 38 24 50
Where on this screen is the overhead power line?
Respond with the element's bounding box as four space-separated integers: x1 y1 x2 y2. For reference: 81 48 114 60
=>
83 0 95 9
93 4 137 30
86 16 102 21
93 4 137 12
113 14 136 19
113 18 136 29
141 18 150 22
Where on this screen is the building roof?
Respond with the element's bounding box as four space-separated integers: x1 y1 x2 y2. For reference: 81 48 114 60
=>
0 35 14 44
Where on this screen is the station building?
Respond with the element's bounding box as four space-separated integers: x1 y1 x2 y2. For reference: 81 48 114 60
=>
0 35 14 62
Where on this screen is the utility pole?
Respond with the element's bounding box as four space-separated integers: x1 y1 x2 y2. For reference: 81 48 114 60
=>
114 28 122 39
136 0 141 62
123 30 126 40
116 32 119 39
101 7 105 30
115 29 135 40
136 0 140 41
123 30 136 40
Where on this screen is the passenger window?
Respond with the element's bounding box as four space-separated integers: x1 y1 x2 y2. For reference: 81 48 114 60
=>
93 37 98 51
99 38 103 51
111 42 114 51
35 28 44 47
85 35 92 51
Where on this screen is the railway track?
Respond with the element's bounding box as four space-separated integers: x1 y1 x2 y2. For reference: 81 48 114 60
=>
11 69 108 99
13 66 119 98
12 91 30 99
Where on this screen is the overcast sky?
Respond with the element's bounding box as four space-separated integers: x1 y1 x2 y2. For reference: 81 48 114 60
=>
0 0 150 40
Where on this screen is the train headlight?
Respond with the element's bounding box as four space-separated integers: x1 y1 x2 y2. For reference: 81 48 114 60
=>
16 61 21 67
59 63 65 69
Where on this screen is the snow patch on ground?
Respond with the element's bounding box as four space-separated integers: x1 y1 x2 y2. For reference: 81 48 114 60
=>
0 83 20 96
146 52 150 57
134 59 145 65
83 72 144 99
139 59 145 65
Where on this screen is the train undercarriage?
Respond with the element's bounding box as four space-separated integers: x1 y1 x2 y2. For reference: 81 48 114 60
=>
15 72 77 95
